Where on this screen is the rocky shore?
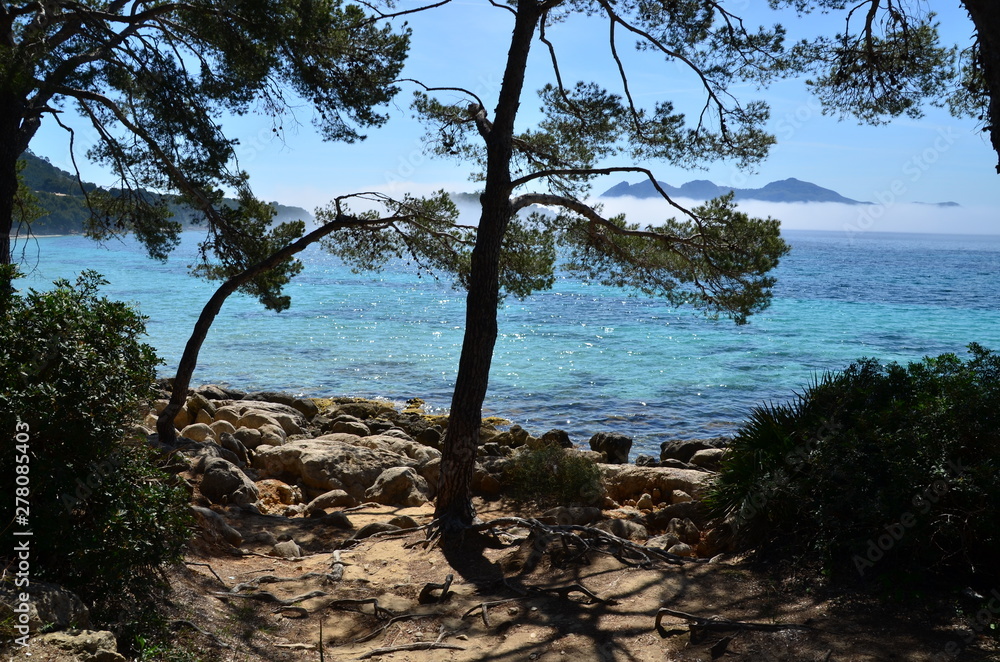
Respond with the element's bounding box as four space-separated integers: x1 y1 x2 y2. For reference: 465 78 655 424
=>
137 383 734 560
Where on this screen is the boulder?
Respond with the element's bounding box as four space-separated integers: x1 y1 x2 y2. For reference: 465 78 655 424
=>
271 412 304 436
257 423 286 447
646 533 682 550
667 543 697 557
237 411 281 431
595 518 648 540
493 424 531 448
689 447 727 471
634 454 659 467
304 489 357 514
354 435 442 464
388 515 420 529
180 423 214 443
381 428 414 441
365 467 431 507
35 630 125 662
172 406 192 430
231 400 309 428
0 581 90 633
187 393 217 418
195 408 214 426
233 427 263 450
200 457 259 506
414 427 441 449
589 432 632 464
600 465 709 503
194 384 234 400
659 437 728 464
252 434 419 500
667 517 701 545
330 419 371 437
214 405 243 426
270 540 304 559
644 501 707 530
540 429 573 448
191 505 244 546
210 419 237 438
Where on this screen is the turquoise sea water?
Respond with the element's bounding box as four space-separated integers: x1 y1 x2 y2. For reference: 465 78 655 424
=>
14 229 1000 456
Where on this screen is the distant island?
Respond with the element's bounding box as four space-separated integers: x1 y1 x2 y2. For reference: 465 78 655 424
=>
16 151 313 236
601 177 960 207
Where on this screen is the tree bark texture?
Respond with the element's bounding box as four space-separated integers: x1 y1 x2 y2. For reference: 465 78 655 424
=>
962 0 1000 173
434 0 542 530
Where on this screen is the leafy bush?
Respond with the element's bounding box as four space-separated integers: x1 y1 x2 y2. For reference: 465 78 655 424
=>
0 269 192 637
706 344 1000 585
502 441 604 507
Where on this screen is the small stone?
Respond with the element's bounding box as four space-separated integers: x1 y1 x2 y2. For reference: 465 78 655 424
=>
635 493 654 510
667 543 696 557
271 540 303 559
671 490 693 504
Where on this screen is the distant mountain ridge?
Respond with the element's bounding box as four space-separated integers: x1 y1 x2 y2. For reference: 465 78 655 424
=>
17 151 313 235
601 177 958 206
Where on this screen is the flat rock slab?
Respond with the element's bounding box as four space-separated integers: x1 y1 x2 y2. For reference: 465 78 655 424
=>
252 434 421 500
599 465 710 502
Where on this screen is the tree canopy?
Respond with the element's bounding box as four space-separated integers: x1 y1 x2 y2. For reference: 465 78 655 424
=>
0 0 410 305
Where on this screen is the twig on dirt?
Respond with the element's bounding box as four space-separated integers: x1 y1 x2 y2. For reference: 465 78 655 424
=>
274 606 310 618
342 502 383 512
170 619 231 649
184 561 227 588
461 598 527 627
655 607 813 643
417 573 453 604
341 525 429 549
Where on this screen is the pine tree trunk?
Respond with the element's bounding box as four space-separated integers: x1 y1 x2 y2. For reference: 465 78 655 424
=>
434 0 541 531
963 0 1000 173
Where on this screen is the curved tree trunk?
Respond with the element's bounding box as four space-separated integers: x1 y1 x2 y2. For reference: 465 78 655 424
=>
156 216 355 444
434 0 541 531
963 0 1000 173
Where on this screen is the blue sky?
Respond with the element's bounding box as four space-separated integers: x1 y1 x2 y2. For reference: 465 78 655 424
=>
29 1 1000 234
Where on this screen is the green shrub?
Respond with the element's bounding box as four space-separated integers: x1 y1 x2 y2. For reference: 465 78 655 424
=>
705 344 1000 585
502 441 604 507
0 269 192 639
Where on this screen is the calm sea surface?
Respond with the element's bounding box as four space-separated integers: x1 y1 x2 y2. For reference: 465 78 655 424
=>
15 229 1000 456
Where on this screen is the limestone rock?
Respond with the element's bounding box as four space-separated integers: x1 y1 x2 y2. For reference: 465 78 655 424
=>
195 407 214 427
210 419 237 438
349 522 400 541
186 393 217 418
200 457 259 506
635 493 655 510
271 540 304 559
257 423 286 447
237 411 281 430
667 517 702 545
540 429 573 448
659 437 728 464
689 447 727 471
634 454 659 467
252 434 419 500
589 431 633 464
330 419 371 437
233 427 263 450
667 543 696 557
0 581 89 633
191 505 244 546
600 465 709 503
364 467 431 507
595 518 648 541
305 489 358 513
35 629 125 662
214 405 242 426
388 515 420 529
643 501 706 530
172 406 192 430
180 423 214 443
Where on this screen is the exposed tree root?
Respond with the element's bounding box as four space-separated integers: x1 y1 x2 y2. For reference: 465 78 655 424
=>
212 589 329 606
357 626 464 660
461 598 528 627
184 561 228 588
417 573 454 604
655 607 814 643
